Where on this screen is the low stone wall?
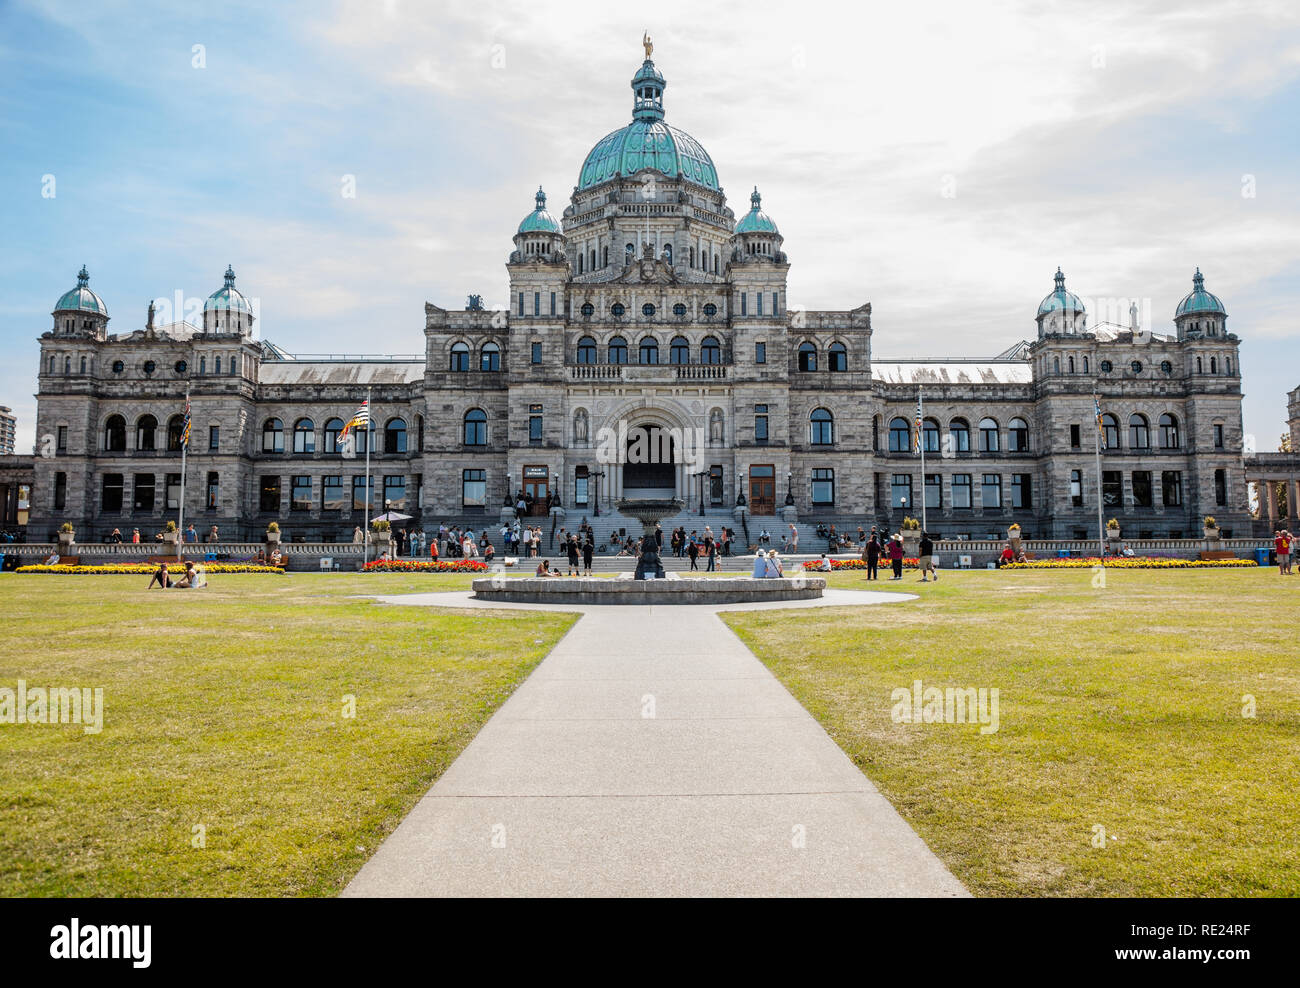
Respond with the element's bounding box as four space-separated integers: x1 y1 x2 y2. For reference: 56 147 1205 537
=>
471 575 826 605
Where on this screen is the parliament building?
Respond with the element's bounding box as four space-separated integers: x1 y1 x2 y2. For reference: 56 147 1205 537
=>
27 46 1254 543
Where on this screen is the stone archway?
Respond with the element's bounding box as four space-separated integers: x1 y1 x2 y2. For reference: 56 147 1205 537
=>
594 399 697 502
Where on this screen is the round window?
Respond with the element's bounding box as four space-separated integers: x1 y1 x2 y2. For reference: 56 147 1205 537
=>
174 359 187 373
580 302 594 317
673 303 687 317
1160 360 1172 374
1130 360 1143 374
703 303 718 317
1099 360 1113 373
642 303 655 317
611 302 625 317
112 360 124 373
143 360 156 375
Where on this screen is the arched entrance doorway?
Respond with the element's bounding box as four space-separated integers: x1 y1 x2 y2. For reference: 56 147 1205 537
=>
622 424 677 498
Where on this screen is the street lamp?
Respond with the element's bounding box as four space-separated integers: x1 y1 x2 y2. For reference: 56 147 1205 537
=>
591 470 604 516
785 470 795 507
695 470 706 515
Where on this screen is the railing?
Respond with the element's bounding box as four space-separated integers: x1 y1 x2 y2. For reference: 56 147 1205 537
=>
676 365 727 379
570 365 623 380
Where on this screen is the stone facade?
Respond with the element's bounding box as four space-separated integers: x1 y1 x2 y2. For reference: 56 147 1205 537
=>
26 50 1258 542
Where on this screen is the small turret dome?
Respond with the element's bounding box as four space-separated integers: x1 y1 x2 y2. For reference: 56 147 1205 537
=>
204 265 253 315
735 188 779 235
1037 267 1085 317
1175 268 1227 317
54 266 109 316
518 187 562 234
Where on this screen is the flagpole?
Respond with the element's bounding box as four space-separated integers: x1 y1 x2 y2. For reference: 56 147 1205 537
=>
1094 394 1105 557
363 386 372 567
177 385 189 560
918 386 927 533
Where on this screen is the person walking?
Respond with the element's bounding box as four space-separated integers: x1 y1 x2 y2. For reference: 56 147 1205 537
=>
788 523 799 555
864 529 880 581
582 536 594 574
918 532 938 582
687 538 700 571
888 534 904 580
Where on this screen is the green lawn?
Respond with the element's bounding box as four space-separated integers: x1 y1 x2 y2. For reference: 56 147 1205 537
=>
722 568 1300 897
0 573 576 896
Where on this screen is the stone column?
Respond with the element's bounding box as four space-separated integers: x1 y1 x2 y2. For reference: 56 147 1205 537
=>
1266 481 1278 524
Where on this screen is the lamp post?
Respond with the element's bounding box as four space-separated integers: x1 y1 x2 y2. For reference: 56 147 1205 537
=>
785 470 795 507
591 470 604 516
696 471 706 515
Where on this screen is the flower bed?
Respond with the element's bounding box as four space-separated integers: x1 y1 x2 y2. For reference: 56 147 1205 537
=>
829 557 918 570
16 563 286 575
1003 557 1256 570
362 559 489 573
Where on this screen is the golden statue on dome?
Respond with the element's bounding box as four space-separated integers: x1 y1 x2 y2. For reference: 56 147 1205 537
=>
643 31 653 59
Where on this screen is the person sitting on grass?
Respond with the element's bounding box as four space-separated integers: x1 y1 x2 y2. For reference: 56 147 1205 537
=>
535 559 561 577
812 553 832 572
483 540 495 562
173 561 205 589
147 562 172 589
997 543 1014 568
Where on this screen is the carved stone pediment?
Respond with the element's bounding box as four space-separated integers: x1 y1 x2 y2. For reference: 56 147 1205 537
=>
614 257 677 285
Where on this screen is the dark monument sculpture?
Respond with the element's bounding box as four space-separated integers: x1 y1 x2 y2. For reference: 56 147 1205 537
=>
617 497 680 581
633 536 666 580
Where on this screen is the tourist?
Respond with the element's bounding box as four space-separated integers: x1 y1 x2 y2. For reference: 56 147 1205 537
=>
888 535 904 580
812 553 832 572
173 561 200 589
766 550 784 578
428 536 439 561
146 561 171 590
207 525 220 543
655 523 664 550
1276 529 1291 575
751 549 769 579
483 540 495 562
687 537 700 571
185 524 197 543
131 527 140 544
997 543 1015 567
1288 531 1296 575
864 530 880 581
583 537 594 574
352 526 364 544
788 524 799 554
567 534 580 576
255 548 266 566
918 532 938 582
109 527 122 544
704 533 716 572
1120 542 1135 558
270 546 283 567
535 559 560 577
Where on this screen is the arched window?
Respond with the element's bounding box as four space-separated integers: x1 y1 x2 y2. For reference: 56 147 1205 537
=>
978 417 999 452
828 342 847 372
602 246 608 267
463 409 486 446
64 356 71 375
1159 413 1180 449
625 243 635 264
577 254 583 274
136 415 157 451
798 341 817 371
167 415 185 451
1101 413 1120 449
214 356 222 374
923 418 940 453
608 336 628 364
639 336 659 365
1129 413 1150 449
589 249 596 271
690 246 696 268
449 342 469 372
384 418 407 454
199 356 206 375
262 418 284 454
889 417 912 452
48 355 55 374
480 342 500 371
80 355 87 374
576 336 597 364
324 418 344 451
1068 356 1075 373
1196 357 1203 373
949 418 970 453
669 336 690 364
291 418 315 454
810 408 834 445
1008 417 1029 452
1053 357 1060 374
1210 356 1217 373
700 336 721 364
662 244 672 265
104 415 126 452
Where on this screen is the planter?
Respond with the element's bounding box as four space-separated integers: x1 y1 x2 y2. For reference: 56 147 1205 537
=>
57 533 76 554
902 534 921 557
1203 527 1221 541
1008 529 1022 553
265 531 281 544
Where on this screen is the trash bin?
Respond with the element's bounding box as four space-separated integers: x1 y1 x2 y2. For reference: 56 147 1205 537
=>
1254 548 1271 567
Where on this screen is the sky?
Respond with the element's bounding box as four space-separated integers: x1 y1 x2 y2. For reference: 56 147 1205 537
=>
2 0 1298 454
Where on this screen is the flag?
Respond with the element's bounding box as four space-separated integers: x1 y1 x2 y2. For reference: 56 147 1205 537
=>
339 398 370 445
913 398 923 453
180 400 191 448
1094 395 1106 450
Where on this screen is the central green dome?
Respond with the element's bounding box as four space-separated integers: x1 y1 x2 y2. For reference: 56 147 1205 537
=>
577 56 719 192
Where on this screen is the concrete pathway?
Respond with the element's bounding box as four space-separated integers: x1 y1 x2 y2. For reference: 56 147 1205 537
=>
343 589 968 897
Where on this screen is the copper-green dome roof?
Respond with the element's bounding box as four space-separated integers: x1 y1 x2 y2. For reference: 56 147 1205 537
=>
518 187 562 234
735 188 779 234
577 56 719 192
54 266 108 316
204 265 253 314
1175 269 1226 317
1037 268 1085 317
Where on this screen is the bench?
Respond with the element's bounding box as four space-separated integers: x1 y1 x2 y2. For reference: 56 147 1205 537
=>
1198 550 1238 561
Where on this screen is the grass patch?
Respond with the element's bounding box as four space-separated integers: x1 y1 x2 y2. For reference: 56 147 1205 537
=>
0 573 576 896
722 569 1300 897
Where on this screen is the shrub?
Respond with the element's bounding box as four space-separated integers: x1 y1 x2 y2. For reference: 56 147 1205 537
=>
371 520 391 532
58 522 74 534
1008 523 1021 533
266 522 280 533
164 520 177 532
1106 518 1120 529
362 559 486 573
901 516 921 531
1204 516 1218 528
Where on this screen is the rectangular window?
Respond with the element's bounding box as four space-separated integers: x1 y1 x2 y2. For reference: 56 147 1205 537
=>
531 342 542 364
462 469 486 507
209 425 219 451
811 468 834 506
755 341 766 364
952 473 972 509
741 292 747 316
1102 470 1122 508
206 471 219 510
352 475 373 511
322 475 344 511
517 292 524 317
550 292 556 317
416 475 424 509
1070 424 1081 448
574 471 588 506
772 292 779 316
1011 473 1032 509
1161 470 1183 507
102 473 124 512
756 292 763 315
1213 424 1224 449
260 476 281 512
528 404 543 444
981 473 1002 510
709 465 723 506
57 425 67 452
754 404 769 443
1215 468 1226 506
134 474 156 511
54 472 67 510
291 475 312 511
1132 470 1153 507
534 291 540 316
1070 469 1083 507
891 473 913 510
925 473 941 509
166 473 181 510
383 475 407 511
